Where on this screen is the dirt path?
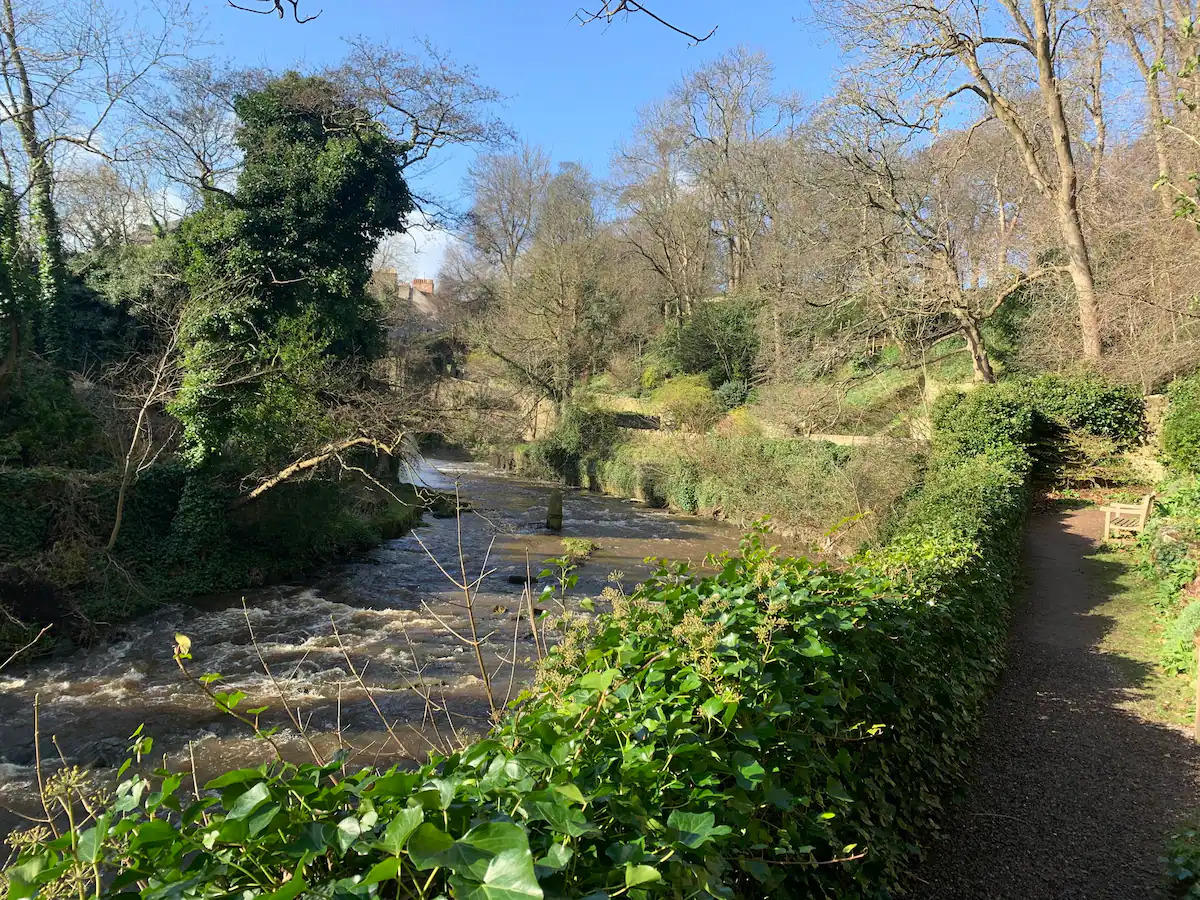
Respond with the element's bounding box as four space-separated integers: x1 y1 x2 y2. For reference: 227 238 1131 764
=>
912 504 1200 899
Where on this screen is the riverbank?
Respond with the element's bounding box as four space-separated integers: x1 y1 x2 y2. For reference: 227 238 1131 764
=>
2 381 1035 898
496 417 922 551
0 463 431 659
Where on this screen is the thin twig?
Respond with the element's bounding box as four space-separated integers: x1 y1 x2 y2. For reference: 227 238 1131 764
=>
240 600 325 765
0 624 52 672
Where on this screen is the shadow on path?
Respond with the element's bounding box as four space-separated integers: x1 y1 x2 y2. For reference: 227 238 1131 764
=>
911 504 1200 899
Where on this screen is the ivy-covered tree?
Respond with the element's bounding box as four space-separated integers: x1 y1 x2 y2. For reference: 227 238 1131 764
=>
0 180 29 402
171 72 413 469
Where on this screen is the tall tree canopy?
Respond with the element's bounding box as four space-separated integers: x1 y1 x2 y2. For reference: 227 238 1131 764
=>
172 72 413 467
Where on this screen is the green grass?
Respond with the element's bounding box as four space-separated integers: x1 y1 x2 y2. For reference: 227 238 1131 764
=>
843 366 918 410
1086 543 1195 727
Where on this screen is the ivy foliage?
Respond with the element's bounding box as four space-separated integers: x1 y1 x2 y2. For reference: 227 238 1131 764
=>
170 72 413 468
512 403 622 485
3 383 1034 898
1164 373 1200 474
0 359 98 468
1016 373 1145 447
1167 812 1200 898
928 374 1144 489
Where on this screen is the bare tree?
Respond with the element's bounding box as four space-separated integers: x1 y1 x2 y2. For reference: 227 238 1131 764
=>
475 163 620 409
131 61 266 206
464 145 551 286
613 108 714 322
661 47 800 292
333 37 511 218
104 319 181 551
821 0 1106 360
573 1 717 43
227 0 716 43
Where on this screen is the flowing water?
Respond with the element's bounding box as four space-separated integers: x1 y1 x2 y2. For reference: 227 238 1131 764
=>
0 458 740 831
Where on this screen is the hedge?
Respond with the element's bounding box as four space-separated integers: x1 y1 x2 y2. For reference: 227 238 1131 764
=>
1017 373 1144 447
2 383 1034 899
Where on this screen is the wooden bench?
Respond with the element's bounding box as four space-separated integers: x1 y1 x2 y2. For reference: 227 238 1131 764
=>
1102 493 1155 540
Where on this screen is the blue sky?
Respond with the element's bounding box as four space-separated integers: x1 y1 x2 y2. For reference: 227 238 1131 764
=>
195 0 839 273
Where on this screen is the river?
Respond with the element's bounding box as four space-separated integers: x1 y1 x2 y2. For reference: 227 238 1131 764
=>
0 458 741 831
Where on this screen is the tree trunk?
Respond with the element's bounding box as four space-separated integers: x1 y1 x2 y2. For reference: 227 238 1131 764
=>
772 285 783 377
0 312 18 403
1057 200 1103 361
1146 80 1175 216
955 309 996 384
1030 0 1102 360
2 0 65 354
727 235 740 291
28 170 65 351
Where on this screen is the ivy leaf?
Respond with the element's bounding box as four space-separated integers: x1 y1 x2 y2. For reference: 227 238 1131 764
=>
226 782 270 821
666 810 731 849
625 863 662 888
550 782 586 805
408 822 455 870
361 856 402 886
523 790 594 836
732 752 765 789
130 819 178 849
4 856 49 898
377 806 423 855
204 767 265 790
451 847 544 900
334 816 362 854
260 871 308 900
578 669 616 692
76 814 111 862
535 842 573 872
700 696 725 719
248 803 280 837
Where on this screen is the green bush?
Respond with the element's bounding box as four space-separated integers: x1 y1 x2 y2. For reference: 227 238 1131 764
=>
715 378 751 410
1162 600 1200 674
583 433 917 546
1137 476 1200 612
931 384 1035 472
638 360 671 393
933 375 1144 481
0 360 99 468
1020 373 1145 446
1166 813 1200 898
511 404 622 485
1164 373 1200 473
652 376 722 432
5 385 1033 898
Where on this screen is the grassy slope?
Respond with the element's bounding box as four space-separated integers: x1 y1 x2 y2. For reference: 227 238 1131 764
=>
1085 539 1194 728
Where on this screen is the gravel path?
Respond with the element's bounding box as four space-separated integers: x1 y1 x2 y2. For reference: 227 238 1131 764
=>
911 504 1200 899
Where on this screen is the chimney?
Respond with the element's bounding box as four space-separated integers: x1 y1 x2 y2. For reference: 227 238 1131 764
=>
411 278 435 296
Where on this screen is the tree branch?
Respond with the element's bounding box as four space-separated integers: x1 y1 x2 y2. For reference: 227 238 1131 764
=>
574 0 717 43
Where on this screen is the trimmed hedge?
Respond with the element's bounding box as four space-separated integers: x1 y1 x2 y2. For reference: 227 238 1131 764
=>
3 384 1033 898
1018 373 1144 447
